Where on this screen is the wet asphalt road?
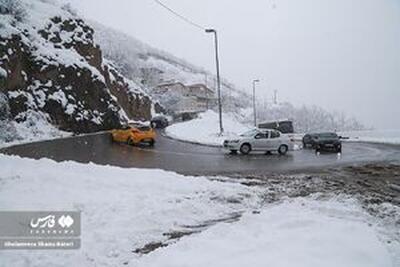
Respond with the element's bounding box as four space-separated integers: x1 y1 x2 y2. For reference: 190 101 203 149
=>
1 131 400 175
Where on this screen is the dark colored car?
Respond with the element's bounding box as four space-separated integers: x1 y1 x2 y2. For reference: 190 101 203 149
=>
302 132 342 153
150 115 169 129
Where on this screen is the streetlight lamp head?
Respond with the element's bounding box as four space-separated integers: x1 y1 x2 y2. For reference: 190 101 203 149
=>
205 29 215 33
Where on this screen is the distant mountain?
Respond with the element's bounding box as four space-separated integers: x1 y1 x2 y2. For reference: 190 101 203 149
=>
0 0 162 143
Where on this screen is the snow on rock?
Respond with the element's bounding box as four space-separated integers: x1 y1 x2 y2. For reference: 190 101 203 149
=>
0 65 7 77
0 0 163 144
0 110 70 148
0 155 263 266
48 89 68 107
134 197 396 267
166 110 250 146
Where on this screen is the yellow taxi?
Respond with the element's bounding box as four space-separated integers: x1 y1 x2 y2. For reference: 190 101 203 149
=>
111 123 156 146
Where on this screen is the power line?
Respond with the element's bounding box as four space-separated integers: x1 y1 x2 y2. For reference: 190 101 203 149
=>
153 0 205 30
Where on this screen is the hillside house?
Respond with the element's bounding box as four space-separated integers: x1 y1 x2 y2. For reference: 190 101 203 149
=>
153 82 216 114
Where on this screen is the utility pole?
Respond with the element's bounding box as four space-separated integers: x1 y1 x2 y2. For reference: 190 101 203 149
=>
204 73 209 110
252 79 260 127
205 28 223 134
273 89 278 104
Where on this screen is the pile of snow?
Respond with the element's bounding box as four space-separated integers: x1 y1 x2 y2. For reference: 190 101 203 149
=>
0 155 263 266
166 110 250 146
0 111 70 148
340 129 400 145
135 197 398 267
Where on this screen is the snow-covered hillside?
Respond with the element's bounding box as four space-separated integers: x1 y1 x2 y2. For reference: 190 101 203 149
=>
92 22 252 112
0 0 162 145
92 23 365 132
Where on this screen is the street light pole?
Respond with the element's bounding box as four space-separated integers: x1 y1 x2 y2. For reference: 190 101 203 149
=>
252 79 260 127
205 28 223 134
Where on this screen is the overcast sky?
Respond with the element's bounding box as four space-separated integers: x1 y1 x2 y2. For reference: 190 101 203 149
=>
68 0 400 129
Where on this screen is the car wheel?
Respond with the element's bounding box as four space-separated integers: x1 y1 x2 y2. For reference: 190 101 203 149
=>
148 139 155 147
240 144 251 155
127 138 134 146
278 145 288 155
312 143 318 149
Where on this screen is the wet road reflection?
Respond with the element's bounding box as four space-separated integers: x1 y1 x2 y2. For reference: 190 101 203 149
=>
1 131 400 175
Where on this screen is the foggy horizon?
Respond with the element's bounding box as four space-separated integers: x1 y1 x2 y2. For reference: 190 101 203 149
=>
68 0 400 130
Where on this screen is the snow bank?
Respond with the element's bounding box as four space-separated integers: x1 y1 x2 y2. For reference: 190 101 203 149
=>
166 110 250 146
135 197 396 267
0 155 262 266
0 111 70 148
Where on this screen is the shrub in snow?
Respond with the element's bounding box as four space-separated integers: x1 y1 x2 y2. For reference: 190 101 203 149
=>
0 0 26 21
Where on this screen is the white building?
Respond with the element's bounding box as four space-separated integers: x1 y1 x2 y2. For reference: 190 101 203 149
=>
153 82 216 114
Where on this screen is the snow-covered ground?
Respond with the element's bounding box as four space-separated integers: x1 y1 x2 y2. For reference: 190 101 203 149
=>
135 197 396 267
165 110 250 146
0 111 71 148
0 155 262 266
0 155 398 266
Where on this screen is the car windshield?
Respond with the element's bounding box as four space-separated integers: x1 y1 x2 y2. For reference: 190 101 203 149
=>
240 129 259 137
316 133 338 138
137 126 151 131
129 123 151 131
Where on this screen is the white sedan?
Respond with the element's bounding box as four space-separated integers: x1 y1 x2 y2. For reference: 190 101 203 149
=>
223 129 295 155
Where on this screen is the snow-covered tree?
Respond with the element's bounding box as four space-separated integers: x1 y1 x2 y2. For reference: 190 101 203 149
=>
255 101 365 132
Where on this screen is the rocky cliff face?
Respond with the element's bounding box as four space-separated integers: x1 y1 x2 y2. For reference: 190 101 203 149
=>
0 0 161 136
